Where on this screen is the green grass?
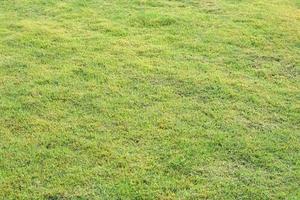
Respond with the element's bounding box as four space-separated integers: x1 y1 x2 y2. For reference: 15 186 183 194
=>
0 0 299 199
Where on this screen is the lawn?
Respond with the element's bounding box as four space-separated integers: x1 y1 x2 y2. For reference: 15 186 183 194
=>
0 0 299 199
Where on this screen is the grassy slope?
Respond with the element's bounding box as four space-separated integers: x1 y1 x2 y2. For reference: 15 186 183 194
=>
0 0 299 199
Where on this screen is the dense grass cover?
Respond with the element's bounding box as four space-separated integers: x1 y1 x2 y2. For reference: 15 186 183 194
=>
0 0 299 199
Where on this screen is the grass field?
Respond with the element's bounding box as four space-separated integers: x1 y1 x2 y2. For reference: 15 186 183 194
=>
0 0 299 199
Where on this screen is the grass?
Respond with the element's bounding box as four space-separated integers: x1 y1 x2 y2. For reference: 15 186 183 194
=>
0 0 299 199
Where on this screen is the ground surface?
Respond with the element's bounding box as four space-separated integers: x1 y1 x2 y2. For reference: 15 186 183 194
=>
0 0 299 199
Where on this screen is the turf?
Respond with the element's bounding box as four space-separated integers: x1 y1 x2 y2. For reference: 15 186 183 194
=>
0 0 299 199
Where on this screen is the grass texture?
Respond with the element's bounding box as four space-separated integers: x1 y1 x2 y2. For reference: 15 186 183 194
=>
0 0 299 199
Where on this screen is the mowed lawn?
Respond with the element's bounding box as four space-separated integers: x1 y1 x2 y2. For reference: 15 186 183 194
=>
0 0 299 199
